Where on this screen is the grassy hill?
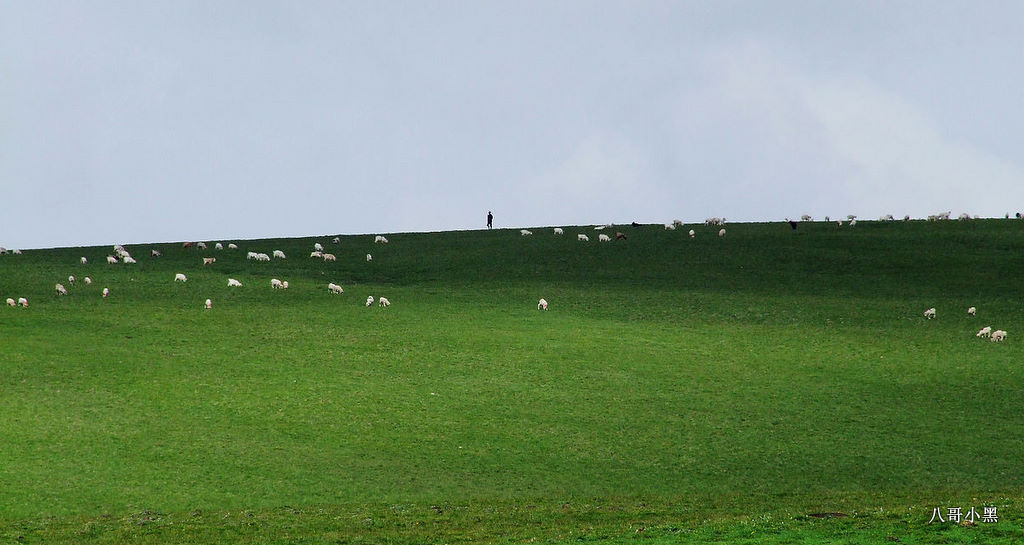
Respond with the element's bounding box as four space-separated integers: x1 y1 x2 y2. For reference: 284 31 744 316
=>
1 220 1023 544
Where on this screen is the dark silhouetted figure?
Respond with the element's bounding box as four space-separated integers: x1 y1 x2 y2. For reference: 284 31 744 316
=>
788 219 798 230
487 211 493 229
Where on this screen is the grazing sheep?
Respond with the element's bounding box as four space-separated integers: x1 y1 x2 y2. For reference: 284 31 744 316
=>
538 298 548 310
520 230 533 236
322 253 336 262
227 278 243 287
310 250 323 258
151 249 162 257
227 243 238 250
366 295 374 306
81 256 88 264
577 234 589 242
271 278 284 289
68 275 75 285
718 228 726 237
56 283 67 295
12 249 21 255
664 223 676 230
6 298 14 307
247 251 258 260
976 326 992 338
202 257 216 265
599 234 611 242
106 256 119 264
205 299 212 309
991 330 1007 342
273 250 286 259
196 242 207 250
215 242 223 250
328 283 344 294
183 241 195 249
101 289 108 298
84 277 92 285
967 306 976 316
256 253 271 262
801 214 812 221
924 307 936 319
332 237 341 244
314 243 324 252
123 256 137 264
616 232 627 240
282 281 289 289
689 229 695 238
175 273 187 282
378 296 391 307
554 227 564 235
366 253 372 262
18 297 28 307
374 235 389 244
673 219 684 227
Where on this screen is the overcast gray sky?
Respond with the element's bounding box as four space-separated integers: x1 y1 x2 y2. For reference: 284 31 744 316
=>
3 1 1023 249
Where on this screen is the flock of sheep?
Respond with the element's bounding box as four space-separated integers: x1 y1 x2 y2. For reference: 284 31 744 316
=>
924 306 1008 342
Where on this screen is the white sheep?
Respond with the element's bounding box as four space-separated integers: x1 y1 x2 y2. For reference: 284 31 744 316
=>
228 278 243 287
976 326 992 338
310 251 323 258
282 281 289 289
173 273 188 283
366 253 372 262
374 235 389 244
328 283 344 294
212 242 222 250
991 330 1007 342
123 256 136 264
598 233 611 242
6 298 15 307
273 250 286 259
107 256 119 264
520 230 533 236
18 297 28 307
314 243 324 252
332 237 341 244
205 298 212 310
801 214 812 222
227 243 238 250
322 253 336 262
689 229 695 238
664 224 676 230
84 277 92 285
102 288 109 298
12 249 21 255
151 249 162 257
196 242 207 250
81 256 88 264
967 307 976 316
718 228 726 237
68 275 75 285
554 228 564 235
366 295 374 306
203 257 216 265
271 278 284 289
56 283 67 295
378 296 391 307
538 298 548 310
577 234 589 242
247 251 258 260
924 307 936 319
256 253 271 262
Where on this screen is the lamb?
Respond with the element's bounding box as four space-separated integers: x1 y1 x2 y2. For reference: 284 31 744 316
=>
538 298 548 310
123 256 137 264
689 230 695 238
366 253 372 262
102 288 109 298
967 307 976 316
976 326 992 338
81 257 88 264
18 297 28 307
227 278 243 287
215 242 224 250
175 273 187 283
68 275 75 285
205 298 212 310
599 234 611 242
378 296 391 307
202 257 216 266
6 298 14 307
374 235 389 244
366 295 374 306
520 230 533 236
107 256 119 264
924 308 936 319
322 253 337 262
577 234 589 242
554 227 564 235
314 243 324 252
227 243 238 250
991 330 1007 342
151 249 162 257
718 229 726 237
328 283 344 294
273 250 286 259
84 277 92 285
271 278 284 289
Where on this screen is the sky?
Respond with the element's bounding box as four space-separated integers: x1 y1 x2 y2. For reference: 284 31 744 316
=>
3 1 1024 249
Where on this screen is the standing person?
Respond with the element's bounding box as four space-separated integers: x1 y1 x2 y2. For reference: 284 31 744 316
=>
487 211 493 230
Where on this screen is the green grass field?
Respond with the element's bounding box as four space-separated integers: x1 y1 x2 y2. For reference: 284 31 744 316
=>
1 220 1023 544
